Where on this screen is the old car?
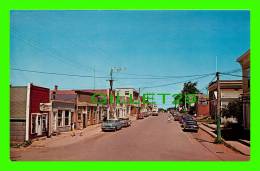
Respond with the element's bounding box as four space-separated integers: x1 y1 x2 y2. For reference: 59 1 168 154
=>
137 113 144 119
101 119 122 131
183 120 199 132
118 117 132 127
151 112 158 116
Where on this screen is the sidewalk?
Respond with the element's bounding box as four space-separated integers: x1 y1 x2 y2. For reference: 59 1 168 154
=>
199 123 250 156
15 116 138 149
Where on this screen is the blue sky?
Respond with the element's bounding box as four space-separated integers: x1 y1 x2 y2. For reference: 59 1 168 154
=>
10 10 250 108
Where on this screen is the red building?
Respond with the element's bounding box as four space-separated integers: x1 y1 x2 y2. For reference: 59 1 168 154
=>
10 83 50 144
195 94 209 116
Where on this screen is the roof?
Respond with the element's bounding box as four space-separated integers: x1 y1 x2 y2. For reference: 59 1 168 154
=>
208 80 242 91
237 49 250 63
80 89 108 94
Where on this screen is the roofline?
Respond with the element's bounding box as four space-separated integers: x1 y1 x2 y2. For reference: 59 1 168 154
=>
209 80 242 86
237 49 250 62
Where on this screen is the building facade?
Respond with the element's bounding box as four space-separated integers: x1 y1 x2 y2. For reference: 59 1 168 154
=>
10 83 50 145
208 80 243 119
195 93 209 116
237 50 250 130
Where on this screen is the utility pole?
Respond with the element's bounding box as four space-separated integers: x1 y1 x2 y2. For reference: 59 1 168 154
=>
107 67 126 119
216 71 222 143
107 68 114 120
93 66 96 90
184 92 187 111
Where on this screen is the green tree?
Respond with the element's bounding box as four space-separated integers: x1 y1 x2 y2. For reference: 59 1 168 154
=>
222 99 243 125
181 81 199 109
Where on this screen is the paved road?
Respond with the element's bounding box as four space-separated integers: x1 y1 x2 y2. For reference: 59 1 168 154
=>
11 113 249 161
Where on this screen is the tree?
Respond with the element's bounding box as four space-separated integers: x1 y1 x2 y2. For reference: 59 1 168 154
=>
222 99 243 125
181 81 200 94
181 81 199 110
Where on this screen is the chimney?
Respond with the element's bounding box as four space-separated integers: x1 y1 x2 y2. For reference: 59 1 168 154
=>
54 85 58 91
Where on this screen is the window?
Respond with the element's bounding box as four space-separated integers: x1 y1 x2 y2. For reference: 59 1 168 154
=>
247 68 250 89
31 115 37 134
65 110 70 126
125 91 129 96
87 106 91 114
78 113 82 121
42 114 47 132
58 110 63 127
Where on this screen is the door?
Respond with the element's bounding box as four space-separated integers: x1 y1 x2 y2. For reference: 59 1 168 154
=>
37 115 42 136
53 112 57 132
83 114 86 128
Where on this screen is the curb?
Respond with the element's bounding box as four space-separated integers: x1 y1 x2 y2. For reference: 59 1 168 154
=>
238 139 250 147
199 124 250 156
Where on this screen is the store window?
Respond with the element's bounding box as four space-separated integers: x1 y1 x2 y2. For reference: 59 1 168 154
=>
65 110 70 126
58 110 63 127
42 114 47 132
78 113 82 121
31 115 37 134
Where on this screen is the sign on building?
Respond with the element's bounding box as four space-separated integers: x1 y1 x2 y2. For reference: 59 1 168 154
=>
40 103 52 112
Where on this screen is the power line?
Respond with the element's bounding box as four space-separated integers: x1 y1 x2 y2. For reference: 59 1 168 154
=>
115 68 241 79
116 72 215 79
220 72 249 79
12 67 219 80
198 75 216 93
140 74 214 89
11 68 110 79
11 28 107 75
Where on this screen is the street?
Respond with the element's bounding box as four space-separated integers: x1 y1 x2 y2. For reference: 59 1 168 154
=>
11 113 249 161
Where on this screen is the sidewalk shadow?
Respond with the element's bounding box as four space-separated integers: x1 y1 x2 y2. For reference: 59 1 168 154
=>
194 138 215 144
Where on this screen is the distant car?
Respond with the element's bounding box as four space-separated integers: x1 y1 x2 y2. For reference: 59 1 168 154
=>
118 117 131 127
102 119 122 131
152 112 158 116
137 113 145 119
144 112 150 117
183 120 199 132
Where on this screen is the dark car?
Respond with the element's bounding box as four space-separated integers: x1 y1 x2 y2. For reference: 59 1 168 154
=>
183 120 199 132
179 115 193 124
118 117 131 127
174 114 182 121
152 112 158 116
101 119 122 131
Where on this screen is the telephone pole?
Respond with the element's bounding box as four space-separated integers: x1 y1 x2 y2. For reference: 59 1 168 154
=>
216 72 222 143
107 68 114 120
93 66 96 90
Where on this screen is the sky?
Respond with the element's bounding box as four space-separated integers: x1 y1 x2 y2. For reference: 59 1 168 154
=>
10 10 250 108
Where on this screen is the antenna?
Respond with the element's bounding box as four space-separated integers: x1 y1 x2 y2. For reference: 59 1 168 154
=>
215 56 218 72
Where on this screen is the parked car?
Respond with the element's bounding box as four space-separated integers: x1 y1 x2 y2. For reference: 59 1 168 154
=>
174 114 182 121
137 113 144 119
183 120 199 132
101 119 122 131
144 112 150 117
152 112 158 116
118 117 131 127
179 115 193 124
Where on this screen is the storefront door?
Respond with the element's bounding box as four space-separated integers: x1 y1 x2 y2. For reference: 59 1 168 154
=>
37 115 42 136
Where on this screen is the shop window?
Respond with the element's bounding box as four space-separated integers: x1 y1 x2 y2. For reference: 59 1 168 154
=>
65 110 70 126
42 114 47 132
31 115 37 134
78 113 82 121
58 110 63 127
87 106 91 114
